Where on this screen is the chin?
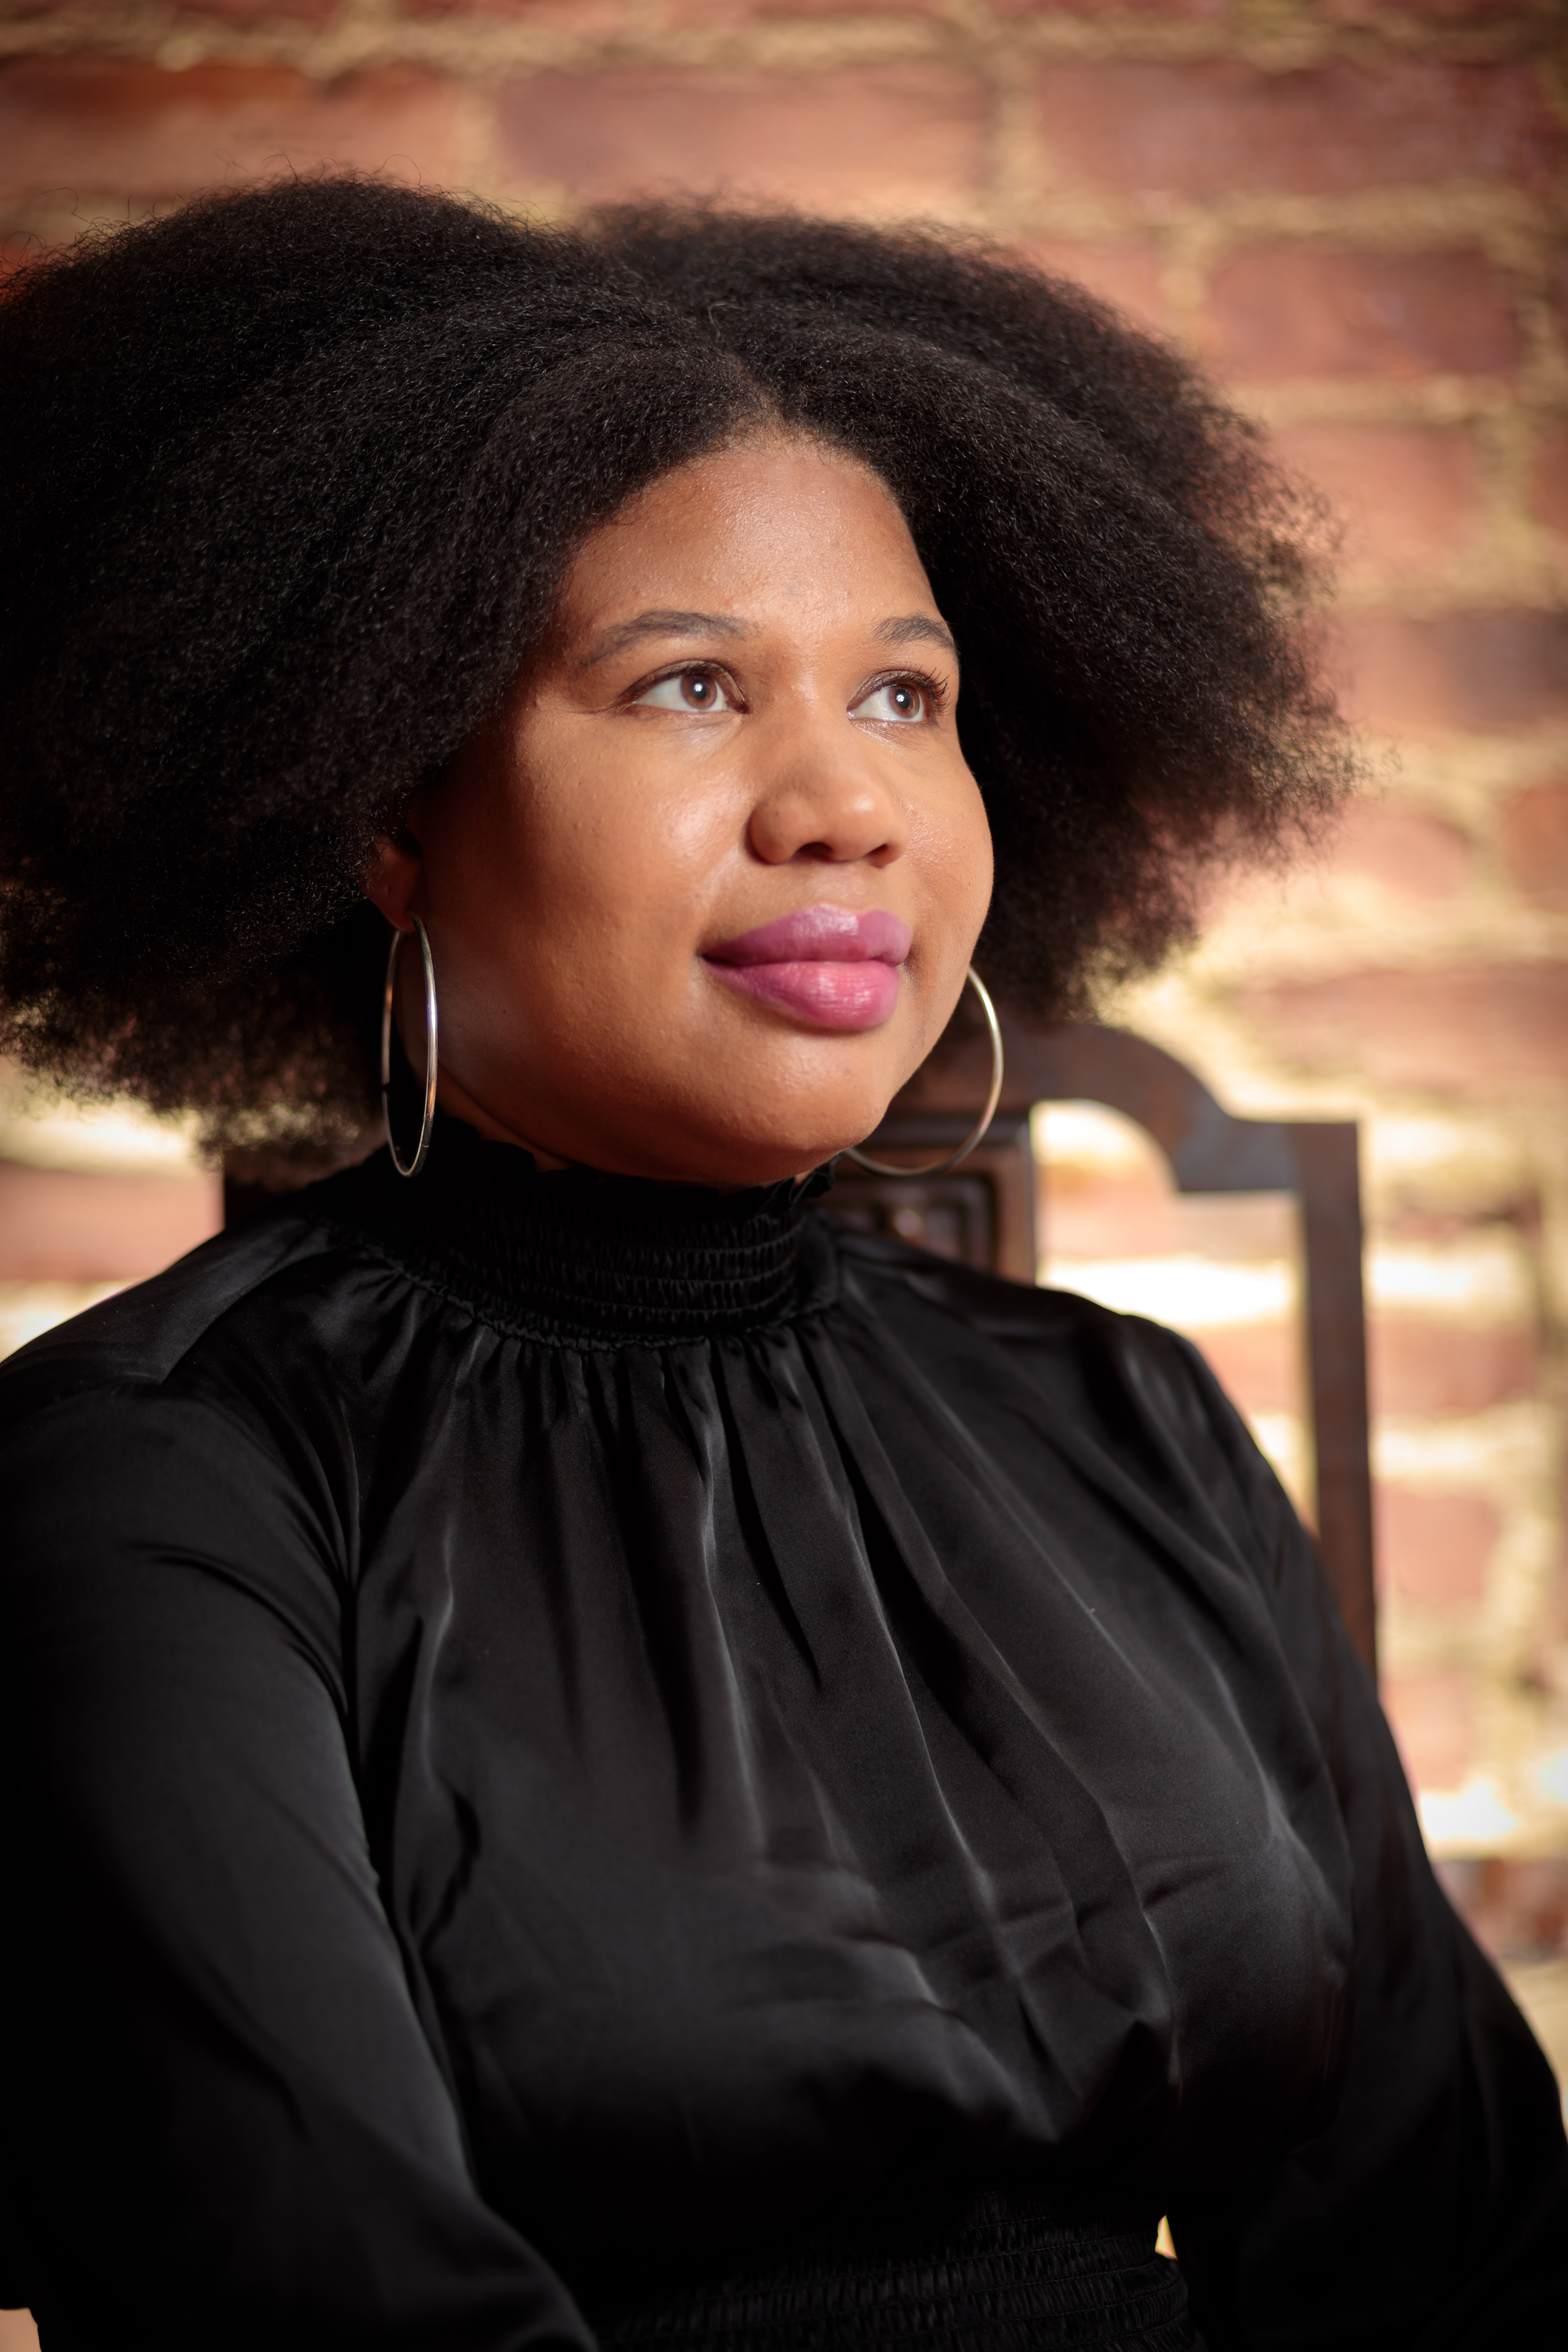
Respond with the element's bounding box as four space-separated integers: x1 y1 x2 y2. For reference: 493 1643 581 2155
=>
679 1117 884 1190
693 1061 906 1179
607 1065 904 1187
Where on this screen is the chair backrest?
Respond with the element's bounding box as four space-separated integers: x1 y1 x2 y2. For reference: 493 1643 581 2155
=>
828 1018 1377 1675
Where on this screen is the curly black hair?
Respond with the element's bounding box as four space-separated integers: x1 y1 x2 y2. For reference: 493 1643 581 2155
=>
0 176 1351 1157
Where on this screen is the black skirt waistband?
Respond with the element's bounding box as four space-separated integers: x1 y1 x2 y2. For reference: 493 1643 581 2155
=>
584 2187 1202 2352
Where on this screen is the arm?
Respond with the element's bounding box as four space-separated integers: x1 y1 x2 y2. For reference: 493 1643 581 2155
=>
0 1388 593 2352
1155 1339 1568 2352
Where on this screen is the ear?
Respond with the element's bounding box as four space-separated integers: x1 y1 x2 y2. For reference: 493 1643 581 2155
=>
364 827 422 931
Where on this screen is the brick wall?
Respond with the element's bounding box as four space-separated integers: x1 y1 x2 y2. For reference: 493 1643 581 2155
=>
1 1 1565 1901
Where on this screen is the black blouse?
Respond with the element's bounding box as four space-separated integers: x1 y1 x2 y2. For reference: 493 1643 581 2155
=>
1 1121 1563 2351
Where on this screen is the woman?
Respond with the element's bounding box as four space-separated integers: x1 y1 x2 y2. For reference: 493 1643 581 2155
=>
0 180 1562 2352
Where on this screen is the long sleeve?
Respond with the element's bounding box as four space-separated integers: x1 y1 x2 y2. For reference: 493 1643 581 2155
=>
0 1385 593 2352
1152 1333 1568 2351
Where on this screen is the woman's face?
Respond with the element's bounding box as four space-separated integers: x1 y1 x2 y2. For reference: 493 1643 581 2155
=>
367 437 993 1185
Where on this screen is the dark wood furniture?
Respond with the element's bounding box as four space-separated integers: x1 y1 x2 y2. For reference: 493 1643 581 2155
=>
829 1018 1377 1675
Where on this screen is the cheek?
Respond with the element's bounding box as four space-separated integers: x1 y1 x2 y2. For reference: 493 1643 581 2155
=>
531 787 716 968
959 777 995 897
446 739 724 1003
918 770 994 937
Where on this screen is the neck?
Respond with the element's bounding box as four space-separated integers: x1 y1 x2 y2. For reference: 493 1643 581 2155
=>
433 1066 573 1171
430 1068 815 1194
331 1111 839 1346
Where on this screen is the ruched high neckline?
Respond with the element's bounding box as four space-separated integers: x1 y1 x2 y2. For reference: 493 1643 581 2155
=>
325 1113 839 1347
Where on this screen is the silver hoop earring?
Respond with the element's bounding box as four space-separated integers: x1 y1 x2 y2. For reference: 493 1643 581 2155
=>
845 965 1004 1180
381 915 438 1180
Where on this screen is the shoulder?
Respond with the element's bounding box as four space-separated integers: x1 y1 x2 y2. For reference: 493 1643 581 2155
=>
827 1213 1215 1397
0 1197 345 1435
824 1215 1285 1548
0 1200 372 1661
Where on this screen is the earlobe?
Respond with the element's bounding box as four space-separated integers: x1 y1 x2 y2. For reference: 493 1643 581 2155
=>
364 830 422 930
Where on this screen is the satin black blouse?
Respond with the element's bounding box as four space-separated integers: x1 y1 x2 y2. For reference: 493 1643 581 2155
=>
1 1122 1563 2352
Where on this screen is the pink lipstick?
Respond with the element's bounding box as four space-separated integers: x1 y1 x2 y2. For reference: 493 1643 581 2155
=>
704 905 911 1031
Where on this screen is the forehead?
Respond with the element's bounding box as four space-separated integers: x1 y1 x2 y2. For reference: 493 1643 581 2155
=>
554 438 936 630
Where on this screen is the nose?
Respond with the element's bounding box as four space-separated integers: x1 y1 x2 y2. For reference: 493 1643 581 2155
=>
744 709 908 869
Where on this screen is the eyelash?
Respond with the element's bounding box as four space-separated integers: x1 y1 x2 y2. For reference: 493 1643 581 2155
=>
630 662 743 709
626 662 950 715
859 666 948 719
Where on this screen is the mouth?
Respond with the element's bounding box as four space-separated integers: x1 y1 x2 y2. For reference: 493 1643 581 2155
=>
702 905 912 1032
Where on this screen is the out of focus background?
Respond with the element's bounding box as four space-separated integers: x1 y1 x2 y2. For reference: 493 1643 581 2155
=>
1 0 1566 2116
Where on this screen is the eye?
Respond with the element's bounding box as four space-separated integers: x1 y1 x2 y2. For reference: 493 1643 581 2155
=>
632 667 735 713
852 678 929 725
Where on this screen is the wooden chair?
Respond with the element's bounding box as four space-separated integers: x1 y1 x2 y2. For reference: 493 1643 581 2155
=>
828 1018 1377 1675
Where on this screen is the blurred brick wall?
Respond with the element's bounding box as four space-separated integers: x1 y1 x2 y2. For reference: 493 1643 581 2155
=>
1 0 1566 1888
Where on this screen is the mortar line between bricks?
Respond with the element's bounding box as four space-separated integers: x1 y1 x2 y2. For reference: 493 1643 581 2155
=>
0 6 1561 83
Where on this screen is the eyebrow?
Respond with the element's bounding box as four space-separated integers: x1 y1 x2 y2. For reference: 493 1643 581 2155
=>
876 614 958 656
576 609 749 668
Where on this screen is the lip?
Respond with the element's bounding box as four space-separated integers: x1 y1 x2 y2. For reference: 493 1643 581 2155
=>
707 906 913 968
703 904 911 1032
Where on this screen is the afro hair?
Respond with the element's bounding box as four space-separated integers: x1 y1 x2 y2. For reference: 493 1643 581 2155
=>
0 176 1352 1157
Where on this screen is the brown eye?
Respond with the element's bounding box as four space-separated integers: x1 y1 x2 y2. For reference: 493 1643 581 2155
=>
634 668 734 712
852 679 927 724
